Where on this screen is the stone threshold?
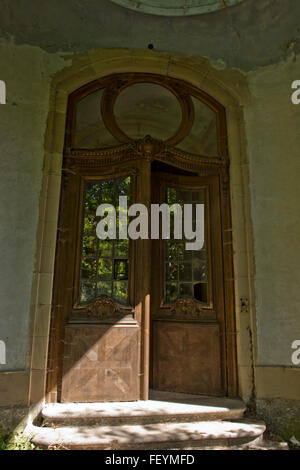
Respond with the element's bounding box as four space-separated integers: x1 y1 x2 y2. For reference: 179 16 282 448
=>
28 419 266 450
41 396 246 426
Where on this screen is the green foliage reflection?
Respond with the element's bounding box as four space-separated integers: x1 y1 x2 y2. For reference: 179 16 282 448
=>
79 176 131 305
165 186 208 304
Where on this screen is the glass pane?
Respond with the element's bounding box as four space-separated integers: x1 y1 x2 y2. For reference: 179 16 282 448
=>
78 176 131 305
114 83 182 142
81 258 97 281
177 96 218 156
114 259 129 280
113 281 128 305
166 281 178 303
96 281 112 298
166 262 178 281
179 262 192 281
74 89 120 148
98 259 113 281
193 256 207 281
99 240 113 258
73 84 218 157
164 186 209 304
179 283 193 297
114 240 129 258
80 282 96 304
194 282 208 304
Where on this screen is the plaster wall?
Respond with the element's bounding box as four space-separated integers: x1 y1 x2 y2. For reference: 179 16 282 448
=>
0 43 66 375
0 0 299 70
244 57 300 366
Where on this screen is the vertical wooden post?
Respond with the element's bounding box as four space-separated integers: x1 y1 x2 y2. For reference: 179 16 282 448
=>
135 156 152 400
220 164 238 397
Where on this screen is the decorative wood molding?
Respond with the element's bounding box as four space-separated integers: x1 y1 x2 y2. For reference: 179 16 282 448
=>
67 136 227 174
166 146 225 166
60 165 78 190
87 296 121 318
135 135 166 158
100 74 194 146
64 72 229 161
70 296 134 322
159 298 215 321
221 164 230 197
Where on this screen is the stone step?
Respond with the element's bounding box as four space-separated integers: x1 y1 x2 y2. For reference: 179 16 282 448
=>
28 419 266 450
41 397 246 427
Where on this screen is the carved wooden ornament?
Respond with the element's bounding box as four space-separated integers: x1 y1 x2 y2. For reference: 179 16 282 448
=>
167 298 210 321
86 296 123 320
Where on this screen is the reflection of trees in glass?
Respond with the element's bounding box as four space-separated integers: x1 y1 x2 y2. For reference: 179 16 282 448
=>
79 176 131 306
165 186 208 304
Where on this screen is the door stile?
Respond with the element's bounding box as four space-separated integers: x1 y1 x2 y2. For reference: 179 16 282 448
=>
46 166 82 403
220 167 238 397
47 150 152 402
135 157 152 400
209 174 227 394
150 170 227 396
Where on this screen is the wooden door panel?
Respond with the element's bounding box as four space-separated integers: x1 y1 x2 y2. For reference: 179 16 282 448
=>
46 160 151 403
152 321 222 396
151 172 226 396
61 325 139 402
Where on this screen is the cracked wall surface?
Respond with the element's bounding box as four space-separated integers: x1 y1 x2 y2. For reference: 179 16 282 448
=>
0 0 299 70
0 43 67 370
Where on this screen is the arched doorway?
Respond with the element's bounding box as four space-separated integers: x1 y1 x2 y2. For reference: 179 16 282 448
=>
46 73 237 403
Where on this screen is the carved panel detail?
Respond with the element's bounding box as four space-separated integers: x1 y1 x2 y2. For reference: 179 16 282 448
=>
161 298 214 321
86 296 122 319
68 138 226 174
135 135 166 158
71 296 134 322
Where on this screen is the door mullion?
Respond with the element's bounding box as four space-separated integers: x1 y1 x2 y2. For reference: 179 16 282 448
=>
135 158 152 400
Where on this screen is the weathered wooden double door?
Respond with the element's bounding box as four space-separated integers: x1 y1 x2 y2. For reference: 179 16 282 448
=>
46 74 237 403
46 143 236 403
